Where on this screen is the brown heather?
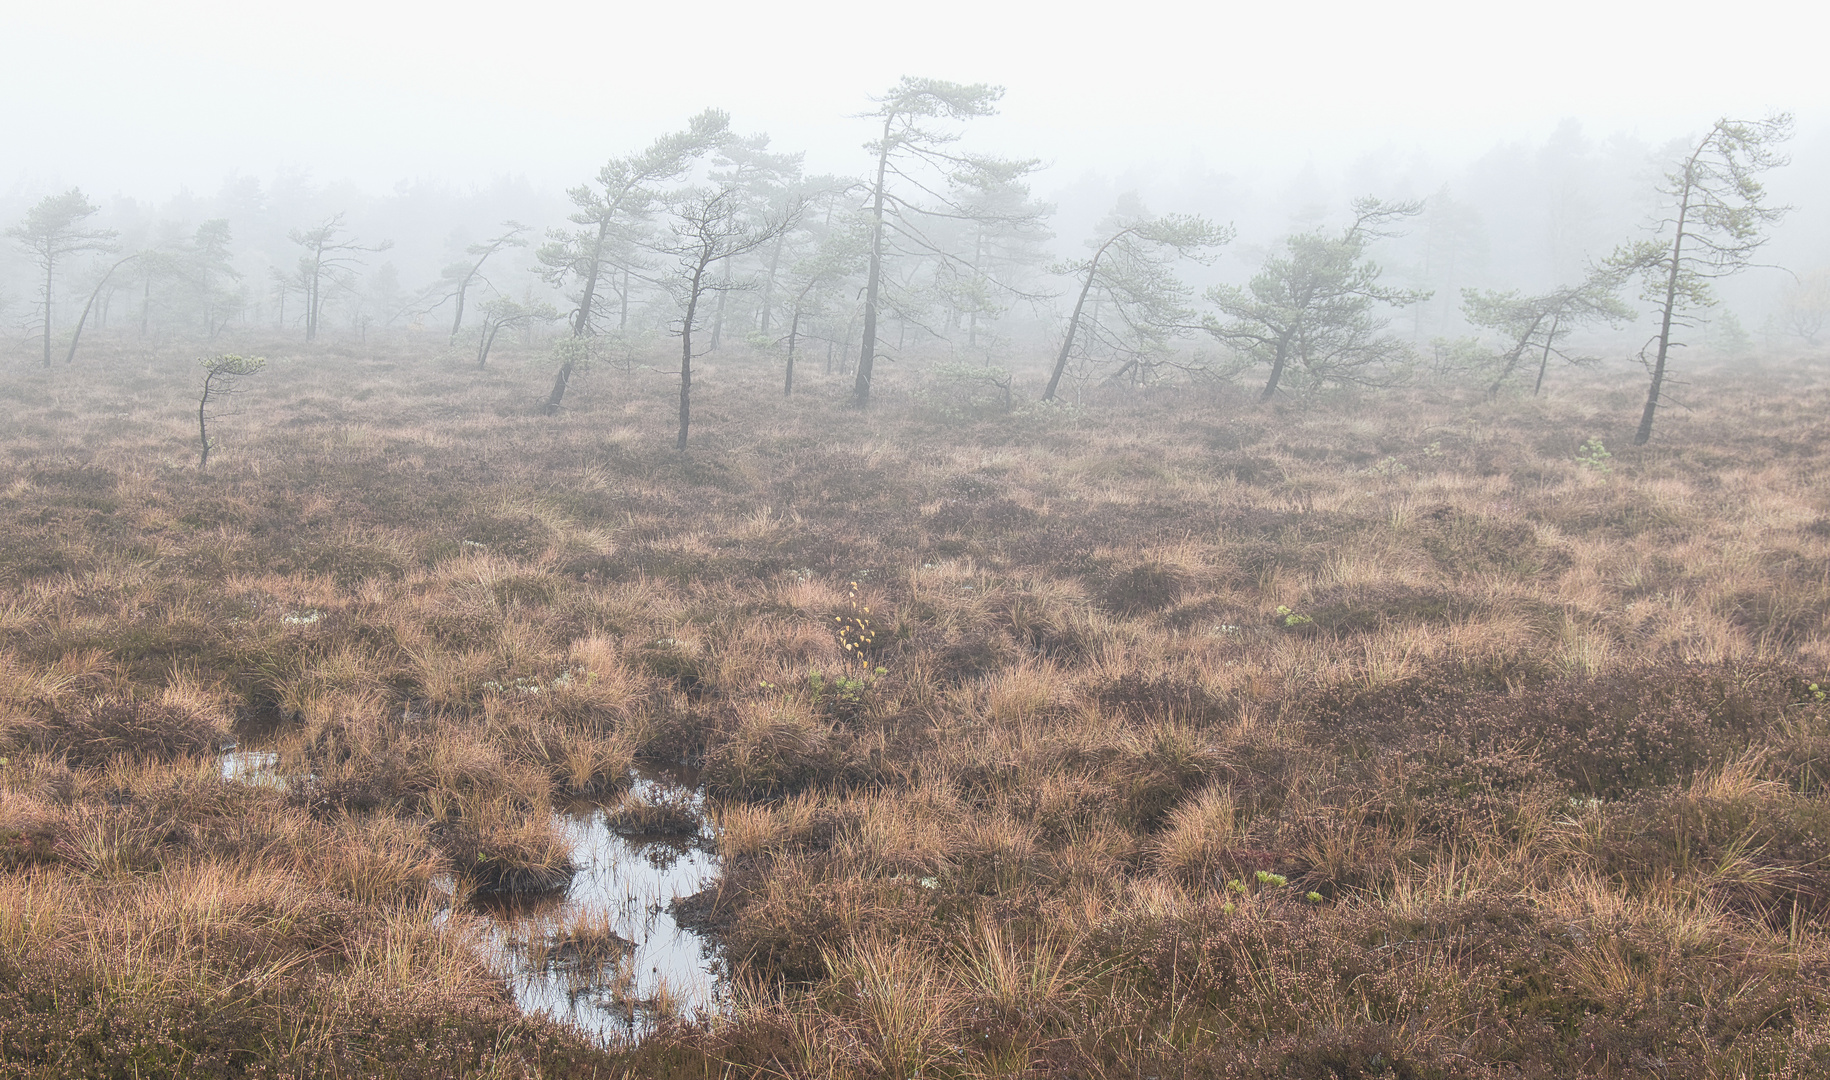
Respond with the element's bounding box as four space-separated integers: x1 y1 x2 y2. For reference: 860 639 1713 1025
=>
0 336 1828 1078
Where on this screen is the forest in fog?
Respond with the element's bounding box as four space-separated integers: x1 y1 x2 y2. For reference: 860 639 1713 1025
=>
5 79 1827 414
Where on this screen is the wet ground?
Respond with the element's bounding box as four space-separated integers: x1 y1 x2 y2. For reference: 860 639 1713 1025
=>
474 768 723 1040
219 746 723 1042
218 746 282 786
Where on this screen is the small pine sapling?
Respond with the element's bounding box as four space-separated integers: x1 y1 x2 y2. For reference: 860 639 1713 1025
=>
197 353 265 469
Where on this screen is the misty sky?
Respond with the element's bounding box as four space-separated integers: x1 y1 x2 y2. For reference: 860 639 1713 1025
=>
7 0 1826 198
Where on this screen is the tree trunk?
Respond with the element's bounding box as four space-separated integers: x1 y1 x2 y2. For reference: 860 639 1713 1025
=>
619 267 630 333
450 276 469 342
1533 314 1561 395
308 266 320 342
1489 312 1548 396
478 322 500 367
545 362 575 414
710 259 730 350
785 304 801 395
573 220 610 336
1637 184 1693 446
678 261 705 451
852 115 895 407
1260 337 1292 402
1043 258 1101 401
305 249 320 343
198 377 215 469
757 233 784 334
65 256 137 365
42 255 55 368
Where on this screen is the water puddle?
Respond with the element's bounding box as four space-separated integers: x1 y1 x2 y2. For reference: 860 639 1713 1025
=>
218 744 724 1042
472 767 725 1042
219 745 284 788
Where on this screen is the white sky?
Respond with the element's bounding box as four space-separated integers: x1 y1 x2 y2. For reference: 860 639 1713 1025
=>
4 0 1826 197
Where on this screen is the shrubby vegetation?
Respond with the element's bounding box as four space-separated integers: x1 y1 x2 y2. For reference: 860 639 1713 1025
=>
0 338 1827 1076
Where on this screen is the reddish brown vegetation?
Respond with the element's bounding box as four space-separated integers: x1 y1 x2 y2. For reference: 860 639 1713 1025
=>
1 339 1829 1077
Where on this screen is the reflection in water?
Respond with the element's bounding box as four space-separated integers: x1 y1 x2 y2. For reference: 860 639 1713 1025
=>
473 771 723 1042
220 745 721 1042
219 749 282 786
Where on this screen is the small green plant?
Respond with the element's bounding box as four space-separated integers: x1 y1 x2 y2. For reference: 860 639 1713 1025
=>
1221 871 1298 914
1808 682 1827 703
1275 605 1313 628
806 665 886 722
809 669 868 706
1576 437 1613 473
913 362 1014 420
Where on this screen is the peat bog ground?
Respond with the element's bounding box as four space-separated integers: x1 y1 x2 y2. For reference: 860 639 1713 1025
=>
2 340 1829 1078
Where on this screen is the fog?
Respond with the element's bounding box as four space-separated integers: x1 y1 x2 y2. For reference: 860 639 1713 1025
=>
6 0 1830 368
10 4 1830 1066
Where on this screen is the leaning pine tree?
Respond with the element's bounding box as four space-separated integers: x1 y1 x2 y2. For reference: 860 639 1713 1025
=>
1609 114 1791 445
197 354 265 470
851 77 1017 407
536 110 729 413
1042 206 1231 401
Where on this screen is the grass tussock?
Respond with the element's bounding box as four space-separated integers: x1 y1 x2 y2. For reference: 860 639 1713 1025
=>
1 342 1829 1076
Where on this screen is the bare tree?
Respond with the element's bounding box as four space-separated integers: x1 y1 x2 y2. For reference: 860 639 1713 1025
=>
1778 268 1830 346
650 184 799 449
288 214 390 342
197 354 265 470
7 189 117 367
1608 114 1791 444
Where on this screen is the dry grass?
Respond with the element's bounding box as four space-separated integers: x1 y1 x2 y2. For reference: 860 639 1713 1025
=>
1 337 1829 1076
